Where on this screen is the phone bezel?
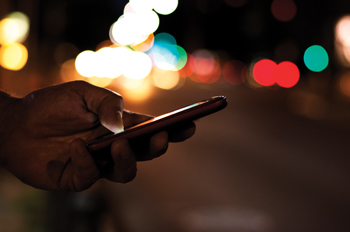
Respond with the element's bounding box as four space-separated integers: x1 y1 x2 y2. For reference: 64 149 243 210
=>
87 96 227 153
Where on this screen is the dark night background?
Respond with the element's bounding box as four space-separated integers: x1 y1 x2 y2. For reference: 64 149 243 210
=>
0 1 350 232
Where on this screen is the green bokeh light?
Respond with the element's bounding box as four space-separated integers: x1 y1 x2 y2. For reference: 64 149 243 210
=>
174 45 187 70
303 45 329 72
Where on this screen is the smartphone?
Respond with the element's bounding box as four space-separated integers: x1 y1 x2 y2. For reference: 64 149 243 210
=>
87 96 227 155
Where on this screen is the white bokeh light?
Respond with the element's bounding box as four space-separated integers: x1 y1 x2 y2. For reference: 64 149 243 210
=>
94 47 123 78
129 0 155 12
153 0 178 15
123 51 152 79
336 15 350 46
75 50 97 77
110 12 159 45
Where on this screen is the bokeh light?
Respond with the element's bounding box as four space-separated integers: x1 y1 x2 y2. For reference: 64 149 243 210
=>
0 12 30 44
151 67 180 89
223 60 247 85
253 59 299 88
122 50 152 79
149 33 180 70
195 59 215 78
338 71 350 97
335 15 350 67
124 2 138 14
173 46 187 70
7 12 29 43
109 15 144 45
153 0 179 15
154 32 177 45
179 54 196 78
94 47 123 78
195 58 221 83
185 49 222 83
110 12 159 46
60 59 85 82
119 76 145 89
87 76 113 88
0 42 28 70
0 19 20 44
253 59 277 86
118 76 152 101
129 0 155 12
75 50 97 77
271 0 297 22
335 15 350 46
131 33 155 52
304 45 329 72
274 61 300 88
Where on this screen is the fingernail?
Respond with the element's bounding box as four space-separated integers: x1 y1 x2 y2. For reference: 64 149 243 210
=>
114 111 124 134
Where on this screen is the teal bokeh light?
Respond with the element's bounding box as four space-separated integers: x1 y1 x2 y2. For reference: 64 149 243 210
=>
154 32 177 46
147 32 189 70
303 45 329 72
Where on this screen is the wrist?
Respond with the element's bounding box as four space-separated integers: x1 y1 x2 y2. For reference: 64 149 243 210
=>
0 91 20 166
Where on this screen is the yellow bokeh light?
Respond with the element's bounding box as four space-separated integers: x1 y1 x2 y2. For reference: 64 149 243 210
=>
122 85 152 101
151 67 180 89
0 42 28 70
153 0 178 15
0 12 29 44
86 76 113 88
118 76 145 89
0 19 20 44
60 59 85 82
118 76 152 101
8 12 30 43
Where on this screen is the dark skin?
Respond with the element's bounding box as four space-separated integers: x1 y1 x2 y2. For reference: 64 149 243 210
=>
0 81 195 191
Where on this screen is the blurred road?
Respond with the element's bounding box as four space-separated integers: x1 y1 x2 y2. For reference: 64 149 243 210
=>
99 81 350 232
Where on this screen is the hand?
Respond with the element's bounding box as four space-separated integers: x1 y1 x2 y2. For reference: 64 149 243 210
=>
0 81 195 191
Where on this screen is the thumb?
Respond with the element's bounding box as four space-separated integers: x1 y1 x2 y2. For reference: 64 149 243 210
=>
98 97 124 133
80 82 124 133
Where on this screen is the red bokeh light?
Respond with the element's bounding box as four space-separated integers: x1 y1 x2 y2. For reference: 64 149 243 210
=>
195 58 221 83
253 59 277 86
253 59 300 88
179 54 195 78
274 61 300 88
